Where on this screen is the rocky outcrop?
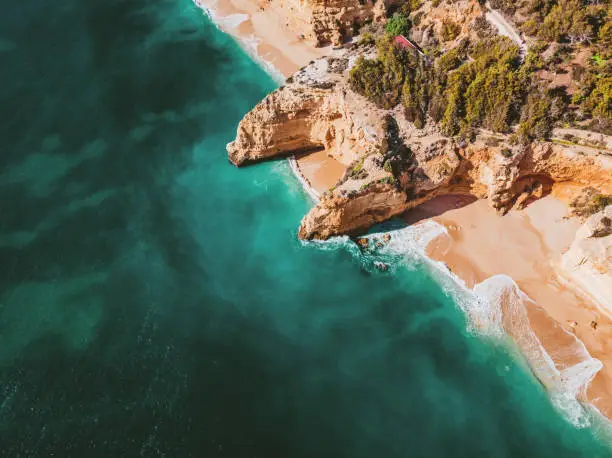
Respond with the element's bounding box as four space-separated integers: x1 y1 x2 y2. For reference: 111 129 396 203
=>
562 206 612 310
259 0 485 48
228 47 612 240
298 183 409 239
266 0 395 47
409 0 485 48
228 49 384 166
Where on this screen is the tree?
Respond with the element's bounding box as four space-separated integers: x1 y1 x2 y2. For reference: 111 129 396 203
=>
518 92 553 140
540 0 594 43
385 13 411 37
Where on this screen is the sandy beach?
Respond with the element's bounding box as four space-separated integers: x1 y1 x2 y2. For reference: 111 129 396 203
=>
295 150 347 195
195 0 330 78
202 0 612 423
414 195 612 419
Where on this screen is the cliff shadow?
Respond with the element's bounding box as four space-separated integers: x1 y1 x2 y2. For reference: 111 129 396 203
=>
401 194 478 226
510 174 554 210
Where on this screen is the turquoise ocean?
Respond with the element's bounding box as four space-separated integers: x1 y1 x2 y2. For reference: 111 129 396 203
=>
0 0 611 456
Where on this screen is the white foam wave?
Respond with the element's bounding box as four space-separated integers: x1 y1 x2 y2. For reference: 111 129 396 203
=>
288 156 320 203
304 219 603 428
192 0 285 83
472 275 603 427
218 13 249 30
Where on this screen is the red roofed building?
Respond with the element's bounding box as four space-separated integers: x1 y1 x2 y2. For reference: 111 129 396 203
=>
394 35 425 56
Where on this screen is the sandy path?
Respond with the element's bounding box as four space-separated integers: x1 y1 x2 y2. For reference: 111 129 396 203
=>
485 2 527 56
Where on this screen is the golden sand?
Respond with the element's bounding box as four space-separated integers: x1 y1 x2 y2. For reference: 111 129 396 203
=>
414 195 612 418
295 150 347 194
197 0 329 78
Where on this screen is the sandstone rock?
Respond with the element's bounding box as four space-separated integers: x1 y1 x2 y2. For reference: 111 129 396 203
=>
227 48 385 167
298 183 409 239
585 206 612 239
562 206 612 310
266 0 398 47
356 237 369 248
228 48 612 241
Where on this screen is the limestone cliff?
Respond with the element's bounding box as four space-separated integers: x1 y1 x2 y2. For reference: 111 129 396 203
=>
264 0 395 47
260 0 486 48
562 206 612 310
228 46 612 240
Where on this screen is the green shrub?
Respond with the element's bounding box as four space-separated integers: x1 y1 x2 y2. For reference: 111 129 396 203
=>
539 0 594 43
385 13 411 37
349 36 413 108
517 92 553 140
383 160 393 173
582 75 611 121
378 176 397 186
571 189 612 217
441 20 461 42
488 0 516 14
402 0 421 13
592 194 612 213
360 32 376 46
436 47 464 73
349 57 387 105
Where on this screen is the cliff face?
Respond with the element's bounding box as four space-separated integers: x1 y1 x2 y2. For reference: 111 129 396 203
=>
562 206 612 310
266 0 394 47
227 53 379 166
228 47 612 240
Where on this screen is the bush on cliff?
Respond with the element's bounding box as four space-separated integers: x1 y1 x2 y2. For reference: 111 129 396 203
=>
571 188 612 217
385 12 411 37
349 36 413 108
440 38 525 136
350 16 610 140
517 91 553 141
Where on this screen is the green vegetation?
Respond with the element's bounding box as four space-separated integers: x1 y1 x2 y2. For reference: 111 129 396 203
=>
484 1 611 132
517 92 553 141
347 159 368 180
360 32 376 46
385 13 411 37
592 194 612 212
350 35 535 137
349 36 413 108
440 20 461 42
349 0 612 138
540 0 593 43
570 188 612 217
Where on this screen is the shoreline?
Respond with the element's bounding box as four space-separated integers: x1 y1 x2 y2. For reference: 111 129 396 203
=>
193 0 330 80
416 195 612 423
206 0 612 429
288 156 320 203
286 148 612 425
356 203 611 427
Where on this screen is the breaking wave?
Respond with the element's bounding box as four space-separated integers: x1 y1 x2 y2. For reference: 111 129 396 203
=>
305 220 604 428
192 0 285 83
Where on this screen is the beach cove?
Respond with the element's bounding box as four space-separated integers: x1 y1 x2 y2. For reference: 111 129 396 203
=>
0 0 610 456
213 0 612 438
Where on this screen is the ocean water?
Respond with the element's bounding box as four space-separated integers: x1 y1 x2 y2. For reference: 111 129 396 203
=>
0 0 610 456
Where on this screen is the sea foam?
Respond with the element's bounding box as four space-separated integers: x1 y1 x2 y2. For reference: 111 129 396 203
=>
305 218 603 428
193 0 285 84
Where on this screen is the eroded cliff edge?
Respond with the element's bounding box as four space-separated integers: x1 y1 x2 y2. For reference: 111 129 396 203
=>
227 45 612 241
